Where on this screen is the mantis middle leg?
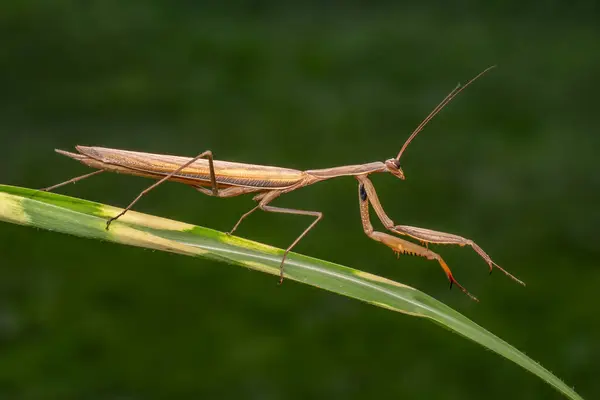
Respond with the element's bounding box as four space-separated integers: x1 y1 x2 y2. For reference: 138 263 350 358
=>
228 190 323 284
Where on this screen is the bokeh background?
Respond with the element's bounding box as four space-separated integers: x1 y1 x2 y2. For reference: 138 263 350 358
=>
1 2 599 399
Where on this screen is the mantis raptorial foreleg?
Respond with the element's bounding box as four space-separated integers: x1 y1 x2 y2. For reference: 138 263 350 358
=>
388 225 525 284
105 150 218 229
356 175 524 286
357 177 477 301
228 189 323 284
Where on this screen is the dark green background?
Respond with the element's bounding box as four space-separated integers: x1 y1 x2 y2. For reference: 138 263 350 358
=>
1 2 598 399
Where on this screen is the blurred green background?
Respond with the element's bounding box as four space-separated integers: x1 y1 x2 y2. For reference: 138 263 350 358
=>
1 1 599 399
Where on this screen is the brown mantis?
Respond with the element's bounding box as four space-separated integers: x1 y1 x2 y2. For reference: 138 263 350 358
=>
42 66 524 301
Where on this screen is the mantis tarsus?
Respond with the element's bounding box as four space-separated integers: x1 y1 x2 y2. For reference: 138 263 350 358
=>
42 66 524 301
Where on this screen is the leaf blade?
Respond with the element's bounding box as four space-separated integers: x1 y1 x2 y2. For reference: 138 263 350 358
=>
0 184 583 400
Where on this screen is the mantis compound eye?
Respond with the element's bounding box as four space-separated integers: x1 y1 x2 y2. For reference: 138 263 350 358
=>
359 184 367 202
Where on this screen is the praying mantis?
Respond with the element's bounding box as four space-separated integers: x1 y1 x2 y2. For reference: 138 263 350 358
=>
42 66 524 301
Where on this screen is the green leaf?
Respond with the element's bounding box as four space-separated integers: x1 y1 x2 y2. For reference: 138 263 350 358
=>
0 184 582 400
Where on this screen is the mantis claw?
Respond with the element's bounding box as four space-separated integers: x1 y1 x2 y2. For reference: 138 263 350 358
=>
447 272 479 302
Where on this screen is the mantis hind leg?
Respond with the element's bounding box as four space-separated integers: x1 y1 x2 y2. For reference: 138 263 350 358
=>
40 170 105 192
357 181 478 301
106 150 218 229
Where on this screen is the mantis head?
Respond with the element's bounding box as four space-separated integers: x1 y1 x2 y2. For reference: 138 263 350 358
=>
384 158 405 180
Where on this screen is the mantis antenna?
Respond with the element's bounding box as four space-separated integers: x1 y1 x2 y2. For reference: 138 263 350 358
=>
396 65 496 162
